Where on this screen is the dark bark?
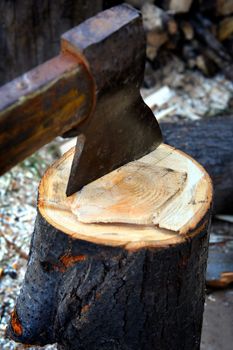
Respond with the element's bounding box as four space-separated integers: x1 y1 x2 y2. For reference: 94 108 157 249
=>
0 0 103 85
7 211 211 349
161 116 233 214
190 15 233 81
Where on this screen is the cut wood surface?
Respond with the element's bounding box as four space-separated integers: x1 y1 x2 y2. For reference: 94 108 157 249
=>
39 143 212 248
70 162 187 225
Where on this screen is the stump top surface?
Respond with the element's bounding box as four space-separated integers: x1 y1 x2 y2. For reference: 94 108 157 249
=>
39 144 212 249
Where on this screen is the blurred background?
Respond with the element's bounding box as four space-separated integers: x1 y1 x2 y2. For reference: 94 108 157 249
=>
0 1 233 349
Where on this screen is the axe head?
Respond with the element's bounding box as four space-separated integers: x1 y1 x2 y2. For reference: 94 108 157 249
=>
64 4 162 196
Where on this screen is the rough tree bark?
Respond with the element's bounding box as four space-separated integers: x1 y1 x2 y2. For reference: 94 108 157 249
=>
161 116 233 214
7 144 212 350
0 0 103 85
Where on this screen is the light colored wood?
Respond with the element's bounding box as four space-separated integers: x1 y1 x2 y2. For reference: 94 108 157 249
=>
181 21 194 40
217 0 233 16
39 144 212 250
70 162 187 225
218 17 233 41
167 0 193 13
142 4 175 60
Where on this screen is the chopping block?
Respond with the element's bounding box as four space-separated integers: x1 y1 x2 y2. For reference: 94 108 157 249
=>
7 144 212 350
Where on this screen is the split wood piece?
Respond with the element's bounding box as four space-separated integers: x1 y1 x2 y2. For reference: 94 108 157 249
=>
217 0 233 16
142 4 178 61
218 16 233 41
190 17 233 80
7 144 213 349
158 0 193 13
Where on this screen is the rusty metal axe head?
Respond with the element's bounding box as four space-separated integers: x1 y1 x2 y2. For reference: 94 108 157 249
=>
63 4 162 196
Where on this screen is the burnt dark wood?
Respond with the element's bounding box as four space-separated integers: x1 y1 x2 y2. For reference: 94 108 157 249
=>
161 116 233 214
7 212 211 349
191 15 233 80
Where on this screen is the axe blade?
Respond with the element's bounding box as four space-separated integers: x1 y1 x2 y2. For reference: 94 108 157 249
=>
66 87 162 196
64 4 163 196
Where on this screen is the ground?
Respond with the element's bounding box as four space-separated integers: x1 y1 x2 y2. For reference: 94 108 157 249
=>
202 290 233 350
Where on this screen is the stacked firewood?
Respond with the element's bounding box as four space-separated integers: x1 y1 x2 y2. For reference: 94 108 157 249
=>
126 0 233 80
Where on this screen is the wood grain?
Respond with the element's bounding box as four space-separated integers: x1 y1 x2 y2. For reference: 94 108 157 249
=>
39 143 212 249
70 162 187 225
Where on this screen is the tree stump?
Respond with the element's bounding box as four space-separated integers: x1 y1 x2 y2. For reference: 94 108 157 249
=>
7 144 213 350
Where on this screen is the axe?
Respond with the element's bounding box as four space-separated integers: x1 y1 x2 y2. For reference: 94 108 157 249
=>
0 4 162 196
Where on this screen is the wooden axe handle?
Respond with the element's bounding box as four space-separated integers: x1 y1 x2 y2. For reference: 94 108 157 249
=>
0 4 141 175
0 50 95 175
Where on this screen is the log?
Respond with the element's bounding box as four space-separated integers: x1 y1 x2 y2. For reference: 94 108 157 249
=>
217 0 233 16
188 15 233 80
218 16 233 41
0 0 103 85
191 15 231 62
126 0 154 8
198 0 233 16
142 4 178 60
161 116 233 214
7 144 212 349
157 0 193 13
